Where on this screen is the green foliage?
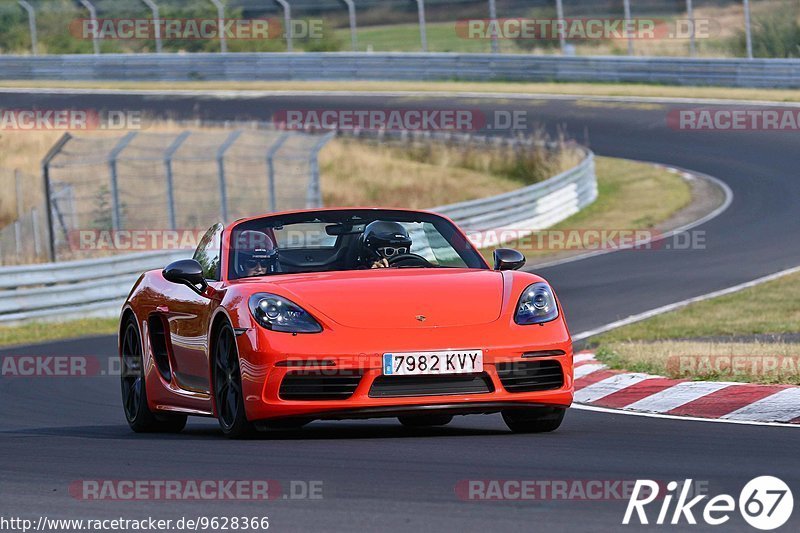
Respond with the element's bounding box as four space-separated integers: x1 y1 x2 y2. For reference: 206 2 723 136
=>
0 2 305 54
730 2 800 58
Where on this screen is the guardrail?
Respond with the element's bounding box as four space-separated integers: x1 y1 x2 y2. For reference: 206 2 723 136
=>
2 53 800 88
0 250 185 324
0 137 596 325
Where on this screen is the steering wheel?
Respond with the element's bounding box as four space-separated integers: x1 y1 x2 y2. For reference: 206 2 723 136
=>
387 253 434 268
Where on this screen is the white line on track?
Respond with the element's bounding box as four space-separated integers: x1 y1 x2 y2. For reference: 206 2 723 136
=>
572 403 800 428
573 363 607 379
573 353 598 364
722 388 800 423
574 373 652 403
624 381 730 413
572 264 800 341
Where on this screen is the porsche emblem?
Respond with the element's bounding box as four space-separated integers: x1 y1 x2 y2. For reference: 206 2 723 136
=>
415 315 426 322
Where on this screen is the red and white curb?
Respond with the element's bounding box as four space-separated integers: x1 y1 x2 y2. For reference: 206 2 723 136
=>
573 353 800 425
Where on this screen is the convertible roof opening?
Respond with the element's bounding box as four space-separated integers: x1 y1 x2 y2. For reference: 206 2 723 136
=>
227 209 488 279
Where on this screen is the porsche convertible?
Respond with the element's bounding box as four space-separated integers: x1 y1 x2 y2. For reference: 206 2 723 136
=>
119 208 573 437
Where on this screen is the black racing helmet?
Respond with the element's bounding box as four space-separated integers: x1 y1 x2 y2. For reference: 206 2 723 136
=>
360 220 412 259
234 230 278 275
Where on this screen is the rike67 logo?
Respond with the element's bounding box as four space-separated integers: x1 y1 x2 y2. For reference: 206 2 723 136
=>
624 477 794 529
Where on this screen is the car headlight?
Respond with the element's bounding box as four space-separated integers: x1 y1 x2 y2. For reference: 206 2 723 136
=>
248 293 322 333
515 282 559 325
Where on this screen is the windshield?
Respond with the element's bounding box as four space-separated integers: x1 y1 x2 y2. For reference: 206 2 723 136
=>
228 210 487 279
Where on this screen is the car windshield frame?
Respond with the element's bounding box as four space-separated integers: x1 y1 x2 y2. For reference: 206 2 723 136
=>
226 209 488 280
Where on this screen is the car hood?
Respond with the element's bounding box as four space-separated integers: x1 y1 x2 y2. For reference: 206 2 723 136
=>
245 269 506 329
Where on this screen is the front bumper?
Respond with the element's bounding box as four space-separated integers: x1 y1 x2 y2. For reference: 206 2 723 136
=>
236 319 574 422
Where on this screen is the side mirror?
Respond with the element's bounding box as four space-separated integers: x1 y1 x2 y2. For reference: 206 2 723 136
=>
493 248 526 271
163 259 208 295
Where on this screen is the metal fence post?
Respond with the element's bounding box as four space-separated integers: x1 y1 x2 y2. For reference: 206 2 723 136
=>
341 0 358 51
275 1 293 52
743 0 753 59
216 130 243 222
266 132 290 212
108 132 138 231
488 0 498 54
141 0 162 53
31 208 41 257
555 0 566 53
623 0 633 55
686 0 696 57
79 0 100 55
164 131 190 229
416 0 428 52
210 0 227 53
14 221 22 256
17 1 38 56
41 133 72 262
306 132 335 208
15 169 24 219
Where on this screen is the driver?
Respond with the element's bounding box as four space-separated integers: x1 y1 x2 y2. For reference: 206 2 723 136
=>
234 230 280 277
358 221 412 269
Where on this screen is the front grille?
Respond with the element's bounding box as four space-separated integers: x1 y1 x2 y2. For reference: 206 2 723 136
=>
279 371 362 400
369 373 494 398
496 360 564 392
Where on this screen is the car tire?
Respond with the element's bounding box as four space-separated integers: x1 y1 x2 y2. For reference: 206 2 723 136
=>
213 322 256 439
398 414 453 427
120 317 187 433
502 407 566 433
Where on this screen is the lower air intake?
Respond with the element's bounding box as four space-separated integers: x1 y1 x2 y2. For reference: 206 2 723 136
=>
369 373 494 398
496 360 564 392
279 371 362 400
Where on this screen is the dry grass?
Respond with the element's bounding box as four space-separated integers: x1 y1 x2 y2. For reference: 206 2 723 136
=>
598 341 800 385
482 157 692 263
319 138 525 208
593 270 800 384
2 80 800 104
0 121 253 227
0 317 118 348
0 131 64 225
595 271 800 343
320 134 583 208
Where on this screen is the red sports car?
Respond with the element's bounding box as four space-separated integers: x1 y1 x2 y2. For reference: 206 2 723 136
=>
119 208 573 437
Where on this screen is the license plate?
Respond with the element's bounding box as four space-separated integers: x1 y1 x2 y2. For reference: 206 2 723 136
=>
382 350 483 376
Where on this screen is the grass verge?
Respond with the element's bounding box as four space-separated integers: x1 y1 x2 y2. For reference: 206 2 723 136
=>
480 157 692 264
2 80 800 103
592 270 800 384
0 318 118 349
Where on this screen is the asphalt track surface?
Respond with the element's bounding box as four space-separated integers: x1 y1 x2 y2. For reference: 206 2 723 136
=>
1 90 799 531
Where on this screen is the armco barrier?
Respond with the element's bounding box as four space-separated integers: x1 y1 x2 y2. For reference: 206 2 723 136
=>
0 144 596 325
0 250 186 324
1 53 799 88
